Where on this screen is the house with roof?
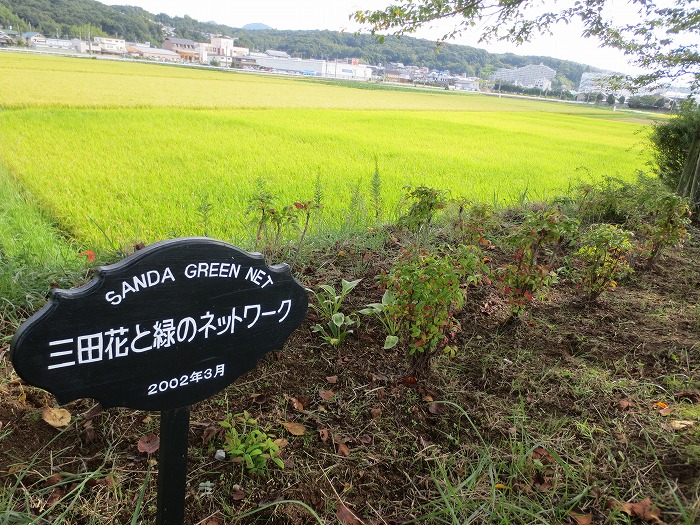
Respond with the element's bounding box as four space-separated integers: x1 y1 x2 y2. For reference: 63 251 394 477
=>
22 32 46 45
0 28 18 44
163 37 197 62
126 43 180 62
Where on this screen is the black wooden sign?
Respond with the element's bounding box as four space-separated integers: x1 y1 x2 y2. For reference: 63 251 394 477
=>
11 238 308 411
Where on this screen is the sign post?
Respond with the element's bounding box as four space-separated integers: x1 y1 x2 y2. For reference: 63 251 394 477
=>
10 238 308 524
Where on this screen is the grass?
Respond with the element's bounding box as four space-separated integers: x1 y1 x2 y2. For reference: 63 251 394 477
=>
0 165 86 340
0 52 651 251
1 52 697 525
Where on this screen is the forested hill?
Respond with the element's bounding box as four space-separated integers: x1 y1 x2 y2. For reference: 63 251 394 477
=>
0 0 162 43
0 0 598 86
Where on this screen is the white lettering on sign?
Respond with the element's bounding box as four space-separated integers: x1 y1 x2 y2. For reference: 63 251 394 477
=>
45 300 294 370
245 267 273 288
105 267 175 305
183 262 241 279
147 363 226 396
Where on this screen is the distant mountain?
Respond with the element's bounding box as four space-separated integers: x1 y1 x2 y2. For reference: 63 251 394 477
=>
243 23 272 31
0 0 599 86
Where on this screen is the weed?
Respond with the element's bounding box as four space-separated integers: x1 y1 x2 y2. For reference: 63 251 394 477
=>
220 411 284 474
291 200 322 268
309 278 361 347
359 289 400 349
197 194 213 237
370 157 382 222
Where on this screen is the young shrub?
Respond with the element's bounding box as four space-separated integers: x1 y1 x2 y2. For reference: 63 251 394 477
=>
386 245 484 377
245 178 275 251
635 193 692 269
398 186 449 249
497 208 579 319
449 198 500 246
310 278 361 347
575 224 635 302
219 411 284 474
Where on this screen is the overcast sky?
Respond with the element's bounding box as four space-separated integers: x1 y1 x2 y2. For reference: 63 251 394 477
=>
103 0 647 74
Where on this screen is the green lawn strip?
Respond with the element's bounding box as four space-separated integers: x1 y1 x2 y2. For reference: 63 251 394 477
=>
0 164 86 335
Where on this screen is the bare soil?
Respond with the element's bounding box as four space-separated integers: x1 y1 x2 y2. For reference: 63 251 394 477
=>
1 228 699 524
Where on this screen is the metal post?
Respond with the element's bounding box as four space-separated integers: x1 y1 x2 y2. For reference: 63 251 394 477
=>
156 406 190 525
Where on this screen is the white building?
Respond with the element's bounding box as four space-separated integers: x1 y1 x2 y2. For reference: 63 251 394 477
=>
93 36 127 54
250 55 372 79
324 61 372 80
454 77 481 91
491 63 556 88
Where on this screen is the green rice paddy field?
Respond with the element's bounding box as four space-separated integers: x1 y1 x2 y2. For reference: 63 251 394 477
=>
0 52 653 252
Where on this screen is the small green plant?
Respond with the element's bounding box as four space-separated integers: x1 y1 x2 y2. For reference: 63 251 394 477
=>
220 411 284 473
310 278 361 347
398 186 449 248
386 245 483 376
575 224 635 302
359 289 400 349
497 208 578 318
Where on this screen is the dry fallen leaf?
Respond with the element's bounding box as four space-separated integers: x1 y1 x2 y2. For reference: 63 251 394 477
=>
370 408 382 419
659 407 674 416
280 421 307 436
669 420 695 430
337 502 362 525
570 512 593 525
137 434 160 454
42 407 71 428
274 438 289 448
337 442 351 457
319 428 330 442
319 389 335 400
531 446 554 464
231 488 246 501
618 399 635 410
288 397 304 411
614 497 666 525
326 375 338 384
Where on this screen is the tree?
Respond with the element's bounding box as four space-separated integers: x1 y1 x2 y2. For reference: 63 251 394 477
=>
607 93 616 105
354 0 700 215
